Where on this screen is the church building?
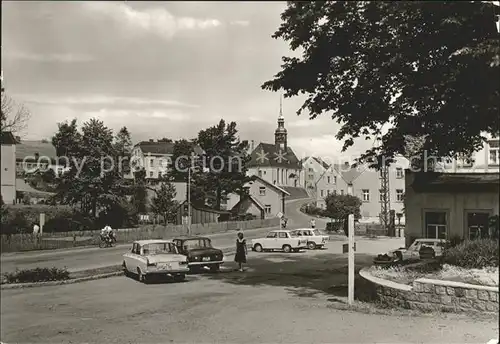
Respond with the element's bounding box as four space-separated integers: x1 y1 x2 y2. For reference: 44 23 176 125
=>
247 100 302 187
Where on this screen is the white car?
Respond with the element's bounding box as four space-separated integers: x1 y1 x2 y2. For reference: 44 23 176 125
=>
391 238 447 261
251 230 308 253
122 239 189 283
291 228 329 249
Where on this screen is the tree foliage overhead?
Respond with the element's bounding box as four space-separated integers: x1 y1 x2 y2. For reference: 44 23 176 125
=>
262 1 500 167
324 194 362 222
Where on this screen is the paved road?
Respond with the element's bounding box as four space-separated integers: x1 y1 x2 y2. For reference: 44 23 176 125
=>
1 241 497 343
0 198 314 273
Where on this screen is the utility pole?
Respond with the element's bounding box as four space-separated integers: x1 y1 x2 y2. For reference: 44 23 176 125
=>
187 165 191 235
380 164 391 235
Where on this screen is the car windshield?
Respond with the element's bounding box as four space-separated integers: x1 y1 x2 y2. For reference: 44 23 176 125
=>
143 243 176 255
313 230 321 236
183 239 212 250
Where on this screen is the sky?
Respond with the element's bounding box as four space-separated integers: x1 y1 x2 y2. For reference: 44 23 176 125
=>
2 1 374 162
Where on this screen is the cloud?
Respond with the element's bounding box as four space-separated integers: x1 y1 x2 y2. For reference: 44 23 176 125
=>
289 134 368 163
15 94 199 108
230 20 250 26
83 2 222 39
4 51 94 63
84 109 189 121
288 119 316 128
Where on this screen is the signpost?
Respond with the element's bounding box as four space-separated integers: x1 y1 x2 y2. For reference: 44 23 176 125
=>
39 213 45 235
276 211 283 219
347 214 355 305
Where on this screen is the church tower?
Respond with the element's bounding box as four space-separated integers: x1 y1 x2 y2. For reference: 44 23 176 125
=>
274 95 287 151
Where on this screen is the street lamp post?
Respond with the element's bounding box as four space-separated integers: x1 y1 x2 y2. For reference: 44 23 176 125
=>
187 166 191 235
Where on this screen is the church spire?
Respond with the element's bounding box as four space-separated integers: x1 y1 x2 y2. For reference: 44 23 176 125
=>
275 94 287 151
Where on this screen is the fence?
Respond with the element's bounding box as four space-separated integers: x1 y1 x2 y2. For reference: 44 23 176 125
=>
0 218 280 253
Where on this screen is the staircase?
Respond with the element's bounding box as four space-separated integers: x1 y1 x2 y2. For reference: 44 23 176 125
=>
281 186 309 200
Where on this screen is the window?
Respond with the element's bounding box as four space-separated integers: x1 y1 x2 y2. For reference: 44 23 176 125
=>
266 232 277 238
259 187 266 196
396 189 404 202
149 171 154 177
488 140 499 165
150 158 154 165
258 170 262 177
362 189 370 202
320 190 324 197
333 190 337 195
327 176 331 183
396 168 404 179
425 211 447 239
308 168 314 172
340 190 344 195
278 232 288 238
467 212 490 240
333 176 337 184
265 205 271 214
308 174 314 180
327 190 330 196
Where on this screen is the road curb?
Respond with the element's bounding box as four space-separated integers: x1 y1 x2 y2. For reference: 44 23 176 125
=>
1 248 238 289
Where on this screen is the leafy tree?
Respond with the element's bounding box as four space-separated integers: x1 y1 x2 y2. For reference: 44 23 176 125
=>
0 196 7 223
54 119 126 218
262 1 500 168
158 137 173 143
132 168 148 213
195 119 251 209
52 119 81 158
151 179 179 225
114 126 133 175
324 194 362 235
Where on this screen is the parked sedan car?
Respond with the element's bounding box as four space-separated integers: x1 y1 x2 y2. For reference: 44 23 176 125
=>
251 229 308 253
391 238 446 262
291 228 329 249
173 236 224 272
122 239 189 283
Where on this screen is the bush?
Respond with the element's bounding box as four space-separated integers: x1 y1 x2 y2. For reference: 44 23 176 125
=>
444 239 499 269
3 267 70 284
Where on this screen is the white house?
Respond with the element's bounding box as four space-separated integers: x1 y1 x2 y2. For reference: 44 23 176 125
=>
227 175 290 219
1 131 17 204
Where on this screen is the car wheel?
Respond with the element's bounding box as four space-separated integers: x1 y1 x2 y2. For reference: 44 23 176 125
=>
210 264 220 272
282 245 292 253
307 241 316 250
174 274 186 282
122 261 129 277
137 268 146 283
253 244 263 252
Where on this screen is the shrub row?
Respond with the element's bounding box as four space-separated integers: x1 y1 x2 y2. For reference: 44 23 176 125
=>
443 238 499 269
3 267 70 284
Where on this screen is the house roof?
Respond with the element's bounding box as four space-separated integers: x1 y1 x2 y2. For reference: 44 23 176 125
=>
177 200 231 214
16 141 57 160
411 172 500 193
16 178 55 195
249 175 291 196
231 194 265 214
247 142 301 169
1 131 17 145
136 141 203 156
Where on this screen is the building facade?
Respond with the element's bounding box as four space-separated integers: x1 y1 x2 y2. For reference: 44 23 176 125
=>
247 105 302 187
226 175 290 218
302 156 349 209
1 132 17 204
130 140 203 183
15 140 66 177
404 170 499 247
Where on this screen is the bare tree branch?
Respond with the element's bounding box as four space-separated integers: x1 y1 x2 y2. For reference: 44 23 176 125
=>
1 92 31 134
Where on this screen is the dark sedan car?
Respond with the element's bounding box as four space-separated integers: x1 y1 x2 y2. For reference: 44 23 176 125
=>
173 236 224 272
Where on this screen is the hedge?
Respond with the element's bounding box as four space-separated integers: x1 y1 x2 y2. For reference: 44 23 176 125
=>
443 238 499 269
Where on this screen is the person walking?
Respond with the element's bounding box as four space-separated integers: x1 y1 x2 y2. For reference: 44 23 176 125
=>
234 232 247 272
310 218 316 229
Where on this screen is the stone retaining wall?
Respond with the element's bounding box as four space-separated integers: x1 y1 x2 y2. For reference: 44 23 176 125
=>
360 268 499 313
